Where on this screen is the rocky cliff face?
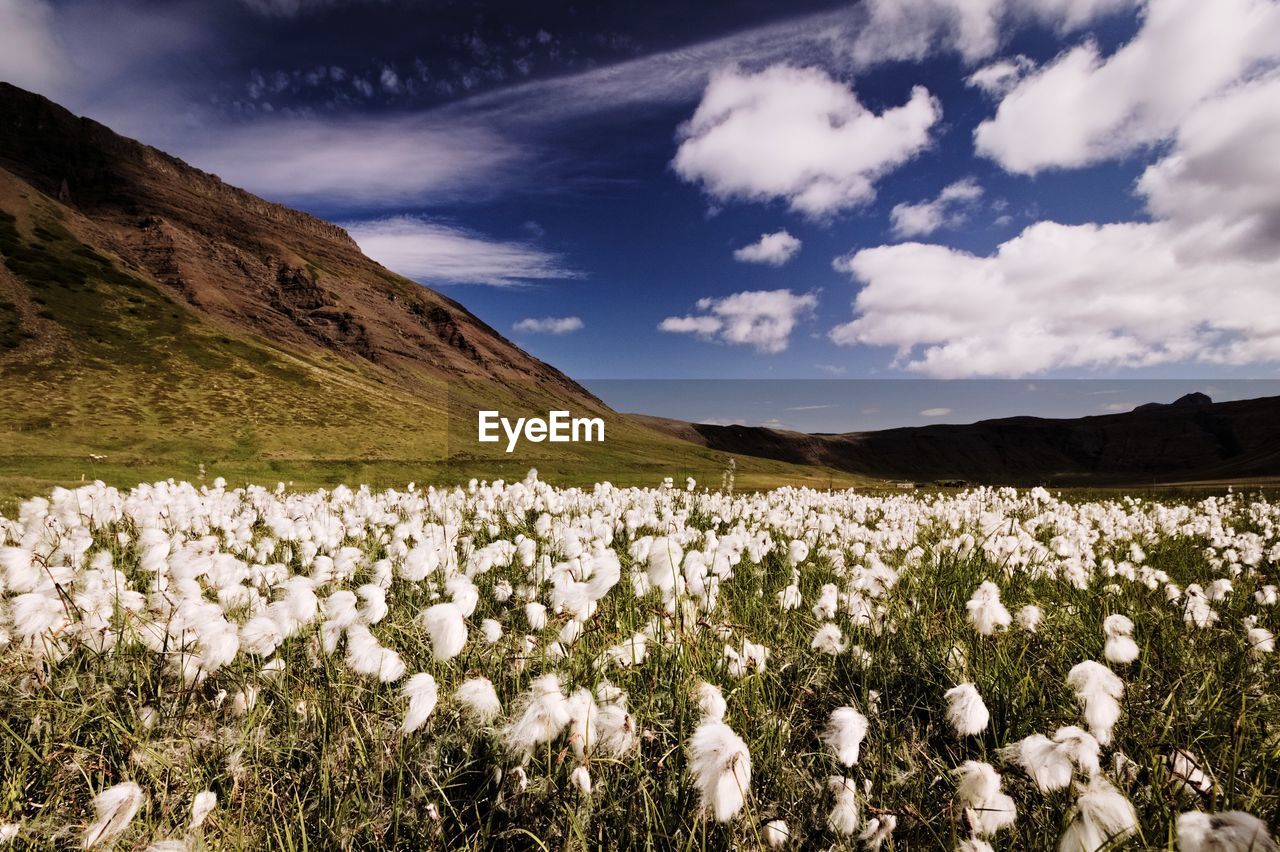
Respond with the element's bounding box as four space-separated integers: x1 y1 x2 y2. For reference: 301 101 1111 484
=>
0 82 600 409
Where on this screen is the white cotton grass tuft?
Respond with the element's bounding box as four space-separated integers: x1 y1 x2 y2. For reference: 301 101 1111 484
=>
944 683 990 737
954 761 1016 837
502 674 572 763
763 819 790 847
455 677 502 724
524 602 547 631
812 623 847 655
83 781 145 849
1002 725 1104 792
189 790 216 831
1167 748 1214 796
826 776 861 836
860 814 897 851
481 618 503 644
1247 622 1275 657
646 536 685 598
400 673 438 734
957 839 996 852
1102 614 1139 665
822 706 869 767
695 681 727 722
1016 604 1043 632
421 603 468 661
1058 776 1138 852
687 719 751 822
1066 661 1124 745
344 625 405 683
1177 810 1277 852
966 581 1011 636
569 765 592 795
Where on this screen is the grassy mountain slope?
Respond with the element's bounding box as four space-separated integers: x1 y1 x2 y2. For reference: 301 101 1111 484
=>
0 83 866 499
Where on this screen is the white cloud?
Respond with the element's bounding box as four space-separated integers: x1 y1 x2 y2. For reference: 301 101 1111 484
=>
0 0 65 95
182 117 523 207
815 363 847 375
847 0 1137 67
919 408 953 417
974 0 1280 174
672 66 940 218
346 217 582 287
832 15 1280 380
659 289 818 354
889 178 984 238
513 316 584 335
965 55 1035 96
733 230 802 266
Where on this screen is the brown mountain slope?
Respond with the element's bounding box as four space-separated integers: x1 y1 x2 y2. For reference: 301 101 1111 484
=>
0 83 867 497
636 393 1280 486
0 81 591 406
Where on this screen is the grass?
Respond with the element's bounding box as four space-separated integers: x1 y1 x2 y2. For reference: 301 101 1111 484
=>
0 198 870 508
0 483 1276 849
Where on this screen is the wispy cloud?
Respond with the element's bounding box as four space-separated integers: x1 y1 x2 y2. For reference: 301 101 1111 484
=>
346 216 582 286
919 407 953 417
183 117 524 208
513 316 584 334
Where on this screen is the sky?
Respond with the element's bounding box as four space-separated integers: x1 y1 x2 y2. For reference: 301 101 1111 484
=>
3 0 1280 428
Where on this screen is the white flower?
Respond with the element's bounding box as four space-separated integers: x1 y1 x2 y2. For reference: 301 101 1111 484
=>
966 582 1011 636
1066 661 1123 745
687 719 751 823
1058 776 1137 852
189 791 216 831
1177 810 1275 852
83 781 145 849
944 683 990 737
812 623 847 655
1016 604 1043 632
954 761 1016 836
420 603 468 661
695 681 727 722
822 706 869 767
400 673 438 734
502 674 572 763
763 819 790 847
570 765 592 795
456 677 502 724
826 776 860 836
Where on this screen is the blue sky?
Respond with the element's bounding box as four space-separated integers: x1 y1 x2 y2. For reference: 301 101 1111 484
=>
4 0 1280 426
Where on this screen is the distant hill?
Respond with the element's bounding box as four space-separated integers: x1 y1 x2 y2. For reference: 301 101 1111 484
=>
636 393 1280 486
0 83 855 496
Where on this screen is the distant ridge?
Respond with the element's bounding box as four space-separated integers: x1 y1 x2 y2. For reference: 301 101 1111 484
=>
636 393 1280 485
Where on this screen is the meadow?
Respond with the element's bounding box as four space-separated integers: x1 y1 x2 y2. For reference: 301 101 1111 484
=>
0 474 1276 850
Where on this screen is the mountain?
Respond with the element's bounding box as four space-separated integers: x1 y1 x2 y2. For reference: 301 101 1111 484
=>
0 83 858 497
636 393 1280 486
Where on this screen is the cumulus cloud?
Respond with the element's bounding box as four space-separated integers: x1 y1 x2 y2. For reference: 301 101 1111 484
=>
847 0 1137 67
672 66 940 218
890 178 984 238
733 230 802 266
831 0 1280 380
513 316 584 334
660 289 818 354
346 217 582 286
974 0 1280 174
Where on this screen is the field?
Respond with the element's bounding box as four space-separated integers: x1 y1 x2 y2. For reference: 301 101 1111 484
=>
0 475 1277 850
